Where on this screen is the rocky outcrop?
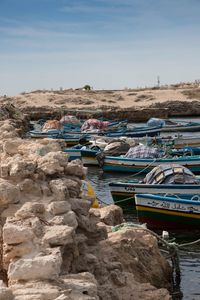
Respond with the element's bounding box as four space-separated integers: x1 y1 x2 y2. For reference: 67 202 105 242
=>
0 120 172 299
151 100 200 117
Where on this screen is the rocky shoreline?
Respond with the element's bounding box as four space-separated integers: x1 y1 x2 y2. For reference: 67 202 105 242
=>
0 106 172 299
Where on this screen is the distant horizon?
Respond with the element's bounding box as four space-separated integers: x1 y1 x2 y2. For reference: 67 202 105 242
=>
1 0 200 96
2 78 200 97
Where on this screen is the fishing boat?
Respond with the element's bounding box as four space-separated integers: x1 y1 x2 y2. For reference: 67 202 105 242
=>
147 118 200 132
63 148 82 161
105 125 161 138
171 146 200 156
109 181 200 205
81 149 99 165
135 193 200 230
109 164 200 213
61 125 161 138
30 131 92 147
100 155 200 173
29 129 62 139
63 148 100 165
162 120 200 132
138 134 200 149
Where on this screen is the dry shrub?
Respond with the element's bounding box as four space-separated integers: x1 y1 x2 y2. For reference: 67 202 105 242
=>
117 96 124 101
135 94 155 102
128 93 137 96
107 100 116 103
182 88 200 100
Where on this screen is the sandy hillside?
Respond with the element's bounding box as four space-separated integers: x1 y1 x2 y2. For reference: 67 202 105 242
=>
1 83 200 118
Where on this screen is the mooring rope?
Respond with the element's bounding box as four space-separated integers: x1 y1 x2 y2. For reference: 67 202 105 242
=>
126 158 158 178
178 238 200 248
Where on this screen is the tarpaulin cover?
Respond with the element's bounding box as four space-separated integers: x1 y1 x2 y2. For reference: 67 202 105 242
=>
60 115 81 126
42 120 61 132
124 145 162 159
143 164 198 184
81 119 110 132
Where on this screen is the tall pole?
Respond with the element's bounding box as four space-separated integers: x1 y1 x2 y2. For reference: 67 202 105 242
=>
157 76 160 87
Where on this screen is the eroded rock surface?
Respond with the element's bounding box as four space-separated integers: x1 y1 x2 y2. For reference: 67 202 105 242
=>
0 118 172 300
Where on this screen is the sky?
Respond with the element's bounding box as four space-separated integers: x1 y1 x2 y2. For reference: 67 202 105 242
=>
1 0 200 95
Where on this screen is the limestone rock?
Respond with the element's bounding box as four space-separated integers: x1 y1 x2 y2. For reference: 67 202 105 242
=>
65 160 87 179
43 225 74 246
9 157 36 178
69 198 91 215
0 179 20 205
8 252 62 281
4 241 35 266
97 228 171 289
48 201 71 215
37 151 67 175
99 205 124 226
62 272 98 299
0 286 13 300
77 214 107 244
51 211 78 229
3 139 24 155
18 179 42 197
54 295 70 300
15 202 45 219
18 138 62 157
11 281 60 300
3 223 34 245
63 179 81 198
49 179 69 201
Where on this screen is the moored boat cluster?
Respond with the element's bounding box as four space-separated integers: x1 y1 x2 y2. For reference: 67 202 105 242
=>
29 114 200 231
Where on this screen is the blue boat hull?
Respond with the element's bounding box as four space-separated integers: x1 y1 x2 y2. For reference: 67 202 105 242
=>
101 156 200 174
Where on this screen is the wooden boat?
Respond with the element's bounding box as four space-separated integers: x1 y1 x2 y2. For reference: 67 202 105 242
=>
29 129 61 138
147 118 200 132
105 125 161 138
135 193 200 230
63 148 99 165
109 181 200 212
138 135 200 149
30 131 91 147
161 119 200 132
171 146 200 156
81 149 99 165
100 155 200 174
109 164 200 214
63 148 82 161
61 127 161 138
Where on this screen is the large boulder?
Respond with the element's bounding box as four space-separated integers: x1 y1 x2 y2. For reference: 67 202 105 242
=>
37 151 67 175
49 179 70 201
99 205 124 226
8 252 62 281
3 223 34 245
11 281 61 300
0 179 20 206
42 225 74 247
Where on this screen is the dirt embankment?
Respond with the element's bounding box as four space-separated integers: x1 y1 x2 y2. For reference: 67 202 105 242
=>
1 83 200 121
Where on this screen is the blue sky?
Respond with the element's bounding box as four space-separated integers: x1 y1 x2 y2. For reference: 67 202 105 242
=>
1 0 200 95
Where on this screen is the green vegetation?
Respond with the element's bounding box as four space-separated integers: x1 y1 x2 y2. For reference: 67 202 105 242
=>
83 85 91 91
